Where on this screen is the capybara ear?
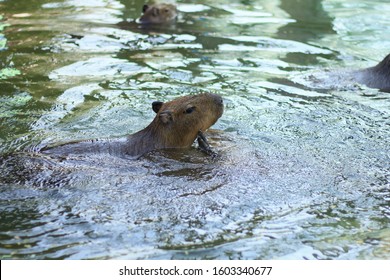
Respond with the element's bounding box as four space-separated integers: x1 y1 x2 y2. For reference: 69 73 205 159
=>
159 110 173 124
142 4 149 13
152 101 164 113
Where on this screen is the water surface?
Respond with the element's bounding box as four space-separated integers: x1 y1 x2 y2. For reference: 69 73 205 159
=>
0 0 389 259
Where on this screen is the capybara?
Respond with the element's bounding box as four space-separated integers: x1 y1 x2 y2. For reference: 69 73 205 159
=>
355 53 390 90
138 2 178 24
294 53 390 91
43 93 224 158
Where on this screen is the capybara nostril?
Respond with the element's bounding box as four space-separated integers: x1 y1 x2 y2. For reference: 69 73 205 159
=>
212 93 223 106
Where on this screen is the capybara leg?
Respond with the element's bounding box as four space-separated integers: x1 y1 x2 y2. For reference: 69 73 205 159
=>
197 131 218 158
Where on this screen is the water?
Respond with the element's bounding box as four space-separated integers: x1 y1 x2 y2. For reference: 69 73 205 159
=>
0 0 389 260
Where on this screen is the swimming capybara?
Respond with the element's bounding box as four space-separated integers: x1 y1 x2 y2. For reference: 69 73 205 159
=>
43 93 224 158
138 2 178 24
355 53 390 90
293 53 390 91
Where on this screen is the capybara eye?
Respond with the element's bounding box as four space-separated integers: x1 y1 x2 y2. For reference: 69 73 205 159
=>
152 7 159 16
184 107 195 114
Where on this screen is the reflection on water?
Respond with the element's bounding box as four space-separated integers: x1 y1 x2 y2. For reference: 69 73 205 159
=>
277 0 335 42
0 0 389 259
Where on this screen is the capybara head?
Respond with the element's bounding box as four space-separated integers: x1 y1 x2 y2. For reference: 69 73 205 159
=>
139 3 178 24
149 93 224 148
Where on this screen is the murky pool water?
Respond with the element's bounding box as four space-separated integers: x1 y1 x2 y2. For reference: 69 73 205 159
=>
0 0 389 259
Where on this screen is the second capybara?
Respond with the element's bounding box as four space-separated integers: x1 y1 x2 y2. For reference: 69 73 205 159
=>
293 53 390 91
42 93 224 158
138 2 178 24
354 53 390 90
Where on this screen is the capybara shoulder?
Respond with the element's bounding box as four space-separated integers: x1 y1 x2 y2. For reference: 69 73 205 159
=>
294 53 390 91
43 93 223 158
138 2 178 24
355 53 390 90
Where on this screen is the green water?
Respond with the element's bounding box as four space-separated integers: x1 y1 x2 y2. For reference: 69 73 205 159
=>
0 0 389 259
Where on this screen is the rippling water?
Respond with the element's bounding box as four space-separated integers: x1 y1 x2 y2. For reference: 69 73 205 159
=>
0 0 389 259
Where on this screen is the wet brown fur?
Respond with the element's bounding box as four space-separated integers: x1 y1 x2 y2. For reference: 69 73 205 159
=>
139 3 178 24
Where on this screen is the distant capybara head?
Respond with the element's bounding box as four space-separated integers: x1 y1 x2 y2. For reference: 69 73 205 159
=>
139 3 178 24
149 93 224 148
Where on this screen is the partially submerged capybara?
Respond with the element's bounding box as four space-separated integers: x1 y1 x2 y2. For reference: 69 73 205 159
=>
294 53 390 91
355 53 390 90
138 2 178 24
43 93 223 158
